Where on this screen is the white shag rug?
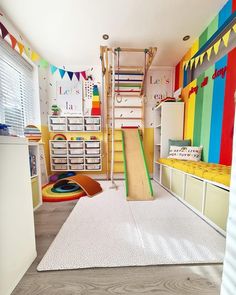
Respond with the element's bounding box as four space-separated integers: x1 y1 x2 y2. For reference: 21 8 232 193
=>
37 181 225 271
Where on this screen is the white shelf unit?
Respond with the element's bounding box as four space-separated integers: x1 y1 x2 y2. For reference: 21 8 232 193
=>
48 116 101 132
50 140 102 171
28 142 43 211
153 102 184 182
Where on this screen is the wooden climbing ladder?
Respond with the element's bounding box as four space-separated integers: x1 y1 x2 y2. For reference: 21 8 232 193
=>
100 47 157 179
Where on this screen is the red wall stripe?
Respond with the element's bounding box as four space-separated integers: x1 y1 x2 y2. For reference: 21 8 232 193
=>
174 62 180 91
233 0 236 11
220 47 236 165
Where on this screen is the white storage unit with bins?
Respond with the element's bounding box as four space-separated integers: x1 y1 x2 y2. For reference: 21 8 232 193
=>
50 140 102 171
48 116 101 132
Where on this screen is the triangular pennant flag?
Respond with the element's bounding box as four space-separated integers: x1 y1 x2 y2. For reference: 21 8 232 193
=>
75 72 80 81
190 58 195 69
200 52 205 64
31 51 40 62
39 58 49 68
59 68 66 79
9 34 17 49
67 71 74 80
206 46 213 60
213 39 221 55
24 47 31 58
233 23 236 33
81 71 87 80
50 65 57 74
194 56 200 68
17 42 24 55
222 30 231 47
0 22 8 39
185 60 189 70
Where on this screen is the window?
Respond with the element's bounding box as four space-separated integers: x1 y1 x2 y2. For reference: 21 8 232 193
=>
0 38 36 136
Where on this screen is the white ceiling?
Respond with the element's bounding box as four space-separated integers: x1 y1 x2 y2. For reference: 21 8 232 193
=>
0 0 227 67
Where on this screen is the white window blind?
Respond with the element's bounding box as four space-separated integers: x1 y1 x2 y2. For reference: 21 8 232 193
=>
0 38 34 136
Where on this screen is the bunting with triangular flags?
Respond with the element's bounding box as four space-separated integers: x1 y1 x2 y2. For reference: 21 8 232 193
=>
194 55 200 68
233 23 236 33
0 21 89 80
206 46 213 60
9 34 17 49
81 71 87 80
17 42 24 55
59 68 66 79
31 51 39 62
199 52 205 64
222 30 231 47
190 58 195 69
75 72 80 81
50 65 57 74
67 71 73 80
24 47 31 58
213 39 221 55
0 22 8 39
39 58 49 68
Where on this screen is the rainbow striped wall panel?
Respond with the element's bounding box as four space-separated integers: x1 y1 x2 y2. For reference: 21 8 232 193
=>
181 48 236 166
175 0 236 165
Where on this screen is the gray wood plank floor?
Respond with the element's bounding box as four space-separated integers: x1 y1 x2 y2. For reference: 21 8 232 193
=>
12 200 223 295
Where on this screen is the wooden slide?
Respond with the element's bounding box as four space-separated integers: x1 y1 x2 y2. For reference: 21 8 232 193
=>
122 128 153 201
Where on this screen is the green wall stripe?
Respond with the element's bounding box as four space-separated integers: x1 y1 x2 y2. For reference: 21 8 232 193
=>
199 28 208 48
193 72 205 146
137 130 153 196
121 131 128 197
200 65 215 161
207 16 219 40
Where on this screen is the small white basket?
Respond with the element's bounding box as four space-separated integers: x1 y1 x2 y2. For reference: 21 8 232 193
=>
52 158 67 164
85 148 100 155
85 141 100 148
51 125 66 131
86 157 100 164
69 158 84 164
53 164 67 170
86 164 101 170
51 141 67 149
85 117 100 124
85 125 100 131
50 117 66 124
52 149 67 155
67 117 83 124
68 141 84 148
69 164 84 170
69 149 84 155
68 125 83 131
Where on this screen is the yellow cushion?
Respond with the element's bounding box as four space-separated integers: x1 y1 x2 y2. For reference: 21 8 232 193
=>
158 158 231 187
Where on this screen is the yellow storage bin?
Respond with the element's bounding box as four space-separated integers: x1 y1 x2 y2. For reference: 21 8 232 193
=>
31 176 40 209
161 166 171 189
185 175 204 212
171 169 185 198
158 158 231 187
204 183 229 231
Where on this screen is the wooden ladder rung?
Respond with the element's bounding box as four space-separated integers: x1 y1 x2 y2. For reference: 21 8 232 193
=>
114 117 142 120
108 106 142 109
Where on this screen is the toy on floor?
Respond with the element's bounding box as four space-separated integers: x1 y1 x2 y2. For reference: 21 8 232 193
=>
43 174 102 202
49 171 76 183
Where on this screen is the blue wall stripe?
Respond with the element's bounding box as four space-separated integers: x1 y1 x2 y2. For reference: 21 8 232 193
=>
219 0 232 26
208 55 228 163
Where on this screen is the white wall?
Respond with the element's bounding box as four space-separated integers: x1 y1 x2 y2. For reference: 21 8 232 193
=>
221 102 236 294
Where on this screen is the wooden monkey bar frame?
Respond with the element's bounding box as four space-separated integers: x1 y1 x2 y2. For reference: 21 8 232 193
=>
100 46 157 179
